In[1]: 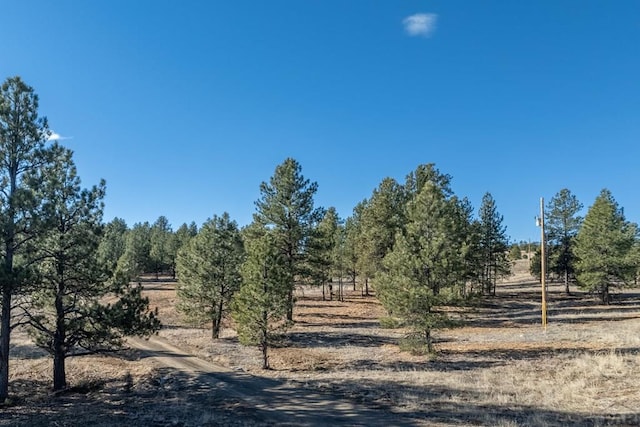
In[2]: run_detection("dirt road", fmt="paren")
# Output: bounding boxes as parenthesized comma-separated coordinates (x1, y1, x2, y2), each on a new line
(129, 335, 421, 426)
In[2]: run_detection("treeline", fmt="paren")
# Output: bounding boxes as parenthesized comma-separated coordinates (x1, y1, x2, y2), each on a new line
(78, 159, 515, 367)
(170, 161, 513, 363)
(529, 189, 639, 303)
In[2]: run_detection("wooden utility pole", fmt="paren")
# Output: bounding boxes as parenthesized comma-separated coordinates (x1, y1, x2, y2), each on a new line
(539, 197, 548, 329)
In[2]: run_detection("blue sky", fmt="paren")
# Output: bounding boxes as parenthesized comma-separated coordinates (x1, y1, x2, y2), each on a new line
(2, 1, 638, 242)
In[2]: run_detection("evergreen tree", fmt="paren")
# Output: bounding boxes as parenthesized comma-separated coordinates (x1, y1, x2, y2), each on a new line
(509, 244, 522, 261)
(307, 207, 340, 300)
(574, 189, 638, 304)
(404, 163, 453, 199)
(478, 192, 510, 295)
(253, 158, 322, 321)
(546, 189, 583, 294)
(232, 224, 289, 369)
(376, 182, 467, 352)
(98, 217, 128, 271)
(117, 222, 152, 279)
(176, 213, 244, 339)
(358, 178, 405, 284)
(167, 222, 198, 279)
(456, 197, 483, 296)
(343, 211, 361, 293)
(23, 146, 159, 390)
(0, 76, 52, 401)
(150, 215, 172, 279)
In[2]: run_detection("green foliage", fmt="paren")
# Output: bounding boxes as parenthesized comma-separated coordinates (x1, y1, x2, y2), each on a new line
(116, 222, 152, 279)
(342, 210, 362, 292)
(307, 207, 343, 299)
(0, 76, 53, 400)
(378, 316, 404, 329)
(168, 222, 198, 277)
(478, 192, 511, 295)
(232, 225, 290, 369)
(176, 213, 244, 338)
(574, 189, 638, 304)
(545, 189, 583, 293)
(253, 158, 322, 321)
(529, 248, 542, 280)
(23, 147, 159, 390)
(376, 181, 469, 352)
(509, 244, 522, 260)
(150, 215, 173, 278)
(357, 178, 405, 281)
(98, 217, 128, 271)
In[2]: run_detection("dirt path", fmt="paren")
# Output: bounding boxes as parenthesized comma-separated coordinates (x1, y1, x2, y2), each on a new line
(129, 335, 421, 426)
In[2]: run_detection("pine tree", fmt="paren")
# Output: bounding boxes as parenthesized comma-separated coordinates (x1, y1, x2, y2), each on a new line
(478, 192, 510, 295)
(343, 211, 361, 293)
(232, 224, 289, 369)
(0, 76, 52, 401)
(574, 189, 637, 304)
(176, 213, 244, 339)
(23, 146, 159, 390)
(116, 222, 152, 279)
(509, 244, 522, 260)
(168, 222, 198, 278)
(376, 182, 468, 352)
(546, 189, 583, 294)
(253, 158, 322, 321)
(98, 217, 128, 271)
(358, 178, 405, 285)
(307, 207, 340, 300)
(150, 215, 172, 279)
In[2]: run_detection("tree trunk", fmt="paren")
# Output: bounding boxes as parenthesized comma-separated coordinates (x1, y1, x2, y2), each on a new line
(211, 318, 218, 340)
(492, 275, 497, 296)
(322, 282, 325, 301)
(212, 297, 223, 339)
(261, 309, 269, 369)
(286, 290, 293, 322)
(602, 285, 610, 305)
(425, 329, 433, 353)
(564, 270, 570, 295)
(365, 278, 369, 297)
(53, 347, 67, 391)
(0, 287, 11, 402)
(53, 272, 68, 391)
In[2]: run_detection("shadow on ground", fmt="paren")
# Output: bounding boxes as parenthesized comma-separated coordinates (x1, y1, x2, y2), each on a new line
(5, 363, 633, 427)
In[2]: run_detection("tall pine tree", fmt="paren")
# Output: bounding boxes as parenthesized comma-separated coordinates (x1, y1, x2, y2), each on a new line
(478, 192, 510, 295)
(546, 189, 583, 294)
(253, 158, 322, 321)
(232, 224, 289, 369)
(307, 207, 340, 300)
(358, 178, 405, 286)
(377, 181, 469, 352)
(23, 146, 159, 390)
(176, 213, 244, 339)
(0, 76, 52, 401)
(574, 189, 637, 304)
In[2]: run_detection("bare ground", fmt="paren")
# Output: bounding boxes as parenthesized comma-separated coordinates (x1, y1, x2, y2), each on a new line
(3, 260, 640, 426)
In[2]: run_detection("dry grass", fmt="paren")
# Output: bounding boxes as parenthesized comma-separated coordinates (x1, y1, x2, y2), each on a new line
(4, 263, 640, 426)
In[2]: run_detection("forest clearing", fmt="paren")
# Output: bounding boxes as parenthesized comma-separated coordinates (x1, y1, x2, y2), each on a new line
(3, 260, 640, 426)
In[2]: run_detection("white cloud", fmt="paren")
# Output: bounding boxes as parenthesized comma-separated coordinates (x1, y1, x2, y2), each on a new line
(47, 131, 72, 141)
(403, 13, 438, 37)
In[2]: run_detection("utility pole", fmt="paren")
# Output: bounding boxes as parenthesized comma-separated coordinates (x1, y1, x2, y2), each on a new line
(536, 197, 548, 329)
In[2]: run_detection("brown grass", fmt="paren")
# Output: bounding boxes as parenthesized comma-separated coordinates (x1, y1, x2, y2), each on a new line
(4, 261, 640, 426)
